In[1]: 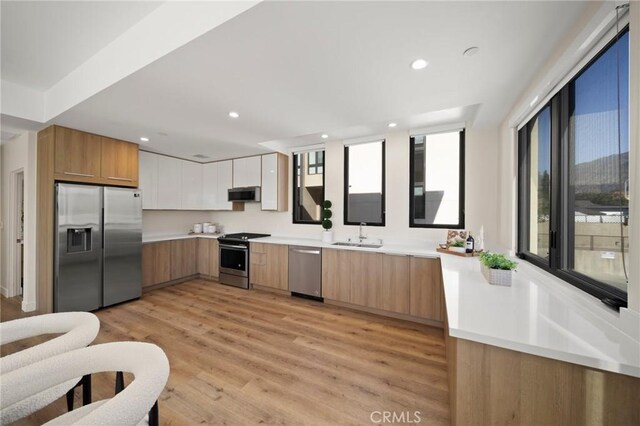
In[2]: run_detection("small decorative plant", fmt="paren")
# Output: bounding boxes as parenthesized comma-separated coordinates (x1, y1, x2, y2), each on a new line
(321, 200, 333, 242)
(322, 200, 333, 230)
(450, 240, 465, 248)
(479, 252, 517, 287)
(479, 252, 517, 270)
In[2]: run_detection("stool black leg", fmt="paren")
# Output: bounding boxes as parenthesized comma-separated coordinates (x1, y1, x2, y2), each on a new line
(65, 387, 74, 411)
(115, 371, 125, 394)
(81, 374, 92, 406)
(148, 400, 159, 426)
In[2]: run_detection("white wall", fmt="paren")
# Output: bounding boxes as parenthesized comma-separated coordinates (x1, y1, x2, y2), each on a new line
(497, 1, 640, 315)
(0, 132, 37, 311)
(209, 127, 500, 248)
(143, 210, 215, 235)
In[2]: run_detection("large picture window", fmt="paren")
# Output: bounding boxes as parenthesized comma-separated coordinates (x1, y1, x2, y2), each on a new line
(344, 140, 385, 226)
(293, 150, 325, 224)
(518, 28, 629, 307)
(409, 130, 465, 228)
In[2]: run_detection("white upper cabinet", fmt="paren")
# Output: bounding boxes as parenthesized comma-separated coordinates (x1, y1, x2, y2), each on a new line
(181, 160, 203, 210)
(139, 151, 158, 209)
(216, 160, 234, 210)
(201, 162, 218, 210)
(261, 153, 288, 212)
(233, 156, 261, 188)
(157, 155, 182, 209)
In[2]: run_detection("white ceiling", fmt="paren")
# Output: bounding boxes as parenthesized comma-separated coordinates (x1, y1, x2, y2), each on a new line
(4, 1, 589, 162)
(0, 1, 163, 90)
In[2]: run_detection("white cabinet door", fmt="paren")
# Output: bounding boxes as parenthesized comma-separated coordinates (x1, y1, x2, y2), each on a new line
(201, 162, 218, 209)
(157, 156, 182, 209)
(181, 161, 203, 210)
(139, 151, 158, 209)
(232, 157, 246, 187)
(245, 156, 262, 187)
(261, 153, 278, 210)
(233, 156, 261, 187)
(217, 160, 233, 210)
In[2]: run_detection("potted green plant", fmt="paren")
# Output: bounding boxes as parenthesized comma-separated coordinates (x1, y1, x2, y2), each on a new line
(479, 252, 517, 286)
(322, 200, 333, 242)
(449, 239, 466, 254)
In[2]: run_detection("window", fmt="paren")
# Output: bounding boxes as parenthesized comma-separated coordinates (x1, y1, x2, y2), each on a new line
(518, 28, 629, 307)
(344, 140, 385, 225)
(293, 150, 325, 224)
(307, 151, 324, 175)
(409, 130, 465, 228)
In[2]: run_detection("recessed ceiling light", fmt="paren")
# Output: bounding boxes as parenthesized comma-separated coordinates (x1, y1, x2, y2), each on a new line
(228, 111, 239, 118)
(388, 122, 397, 128)
(410, 58, 428, 70)
(140, 137, 149, 142)
(321, 134, 329, 139)
(463, 47, 479, 57)
(529, 96, 539, 107)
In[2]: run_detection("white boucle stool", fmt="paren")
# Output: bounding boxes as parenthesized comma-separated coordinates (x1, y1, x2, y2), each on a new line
(1, 342, 170, 426)
(0, 312, 100, 423)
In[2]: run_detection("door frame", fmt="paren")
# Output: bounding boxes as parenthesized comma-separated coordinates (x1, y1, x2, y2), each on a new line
(7, 168, 24, 298)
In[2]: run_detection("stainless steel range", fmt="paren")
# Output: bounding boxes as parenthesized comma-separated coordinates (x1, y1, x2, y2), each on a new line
(218, 233, 270, 288)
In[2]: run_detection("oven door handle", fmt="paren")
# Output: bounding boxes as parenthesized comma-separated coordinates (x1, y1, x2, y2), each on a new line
(220, 244, 249, 250)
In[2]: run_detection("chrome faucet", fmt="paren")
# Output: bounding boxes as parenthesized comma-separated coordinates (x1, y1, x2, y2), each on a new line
(359, 222, 367, 242)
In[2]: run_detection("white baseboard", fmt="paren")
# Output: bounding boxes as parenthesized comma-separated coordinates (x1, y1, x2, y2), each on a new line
(22, 299, 37, 312)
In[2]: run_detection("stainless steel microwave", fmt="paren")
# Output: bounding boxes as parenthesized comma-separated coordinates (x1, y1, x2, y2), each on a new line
(228, 186, 261, 202)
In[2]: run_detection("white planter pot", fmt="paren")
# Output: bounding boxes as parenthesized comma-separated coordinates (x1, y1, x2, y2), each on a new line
(481, 264, 513, 286)
(450, 247, 466, 254)
(322, 230, 333, 243)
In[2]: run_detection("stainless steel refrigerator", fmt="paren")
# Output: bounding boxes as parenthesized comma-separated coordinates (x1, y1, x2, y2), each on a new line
(55, 183, 142, 312)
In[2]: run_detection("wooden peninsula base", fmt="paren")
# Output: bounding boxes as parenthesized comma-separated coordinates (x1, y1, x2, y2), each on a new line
(445, 334, 640, 425)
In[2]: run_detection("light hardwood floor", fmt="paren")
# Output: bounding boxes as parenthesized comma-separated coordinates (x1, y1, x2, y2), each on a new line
(1, 280, 449, 425)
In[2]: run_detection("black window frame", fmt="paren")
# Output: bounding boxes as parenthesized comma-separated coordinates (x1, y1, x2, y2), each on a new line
(517, 27, 629, 308)
(343, 140, 386, 226)
(292, 150, 326, 225)
(409, 129, 465, 229)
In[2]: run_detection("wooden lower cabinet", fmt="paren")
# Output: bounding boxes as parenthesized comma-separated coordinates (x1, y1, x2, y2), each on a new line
(409, 257, 444, 322)
(197, 238, 211, 276)
(250, 243, 288, 290)
(446, 335, 640, 425)
(322, 248, 443, 323)
(142, 241, 171, 288)
(380, 254, 411, 314)
(349, 251, 382, 307)
(170, 239, 197, 280)
(197, 238, 219, 278)
(322, 249, 351, 302)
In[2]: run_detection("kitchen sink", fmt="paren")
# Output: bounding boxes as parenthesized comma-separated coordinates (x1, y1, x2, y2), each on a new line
(331, 242, 361, 247)
(359, 243, 383, 248)
(331, 242, 383, 249)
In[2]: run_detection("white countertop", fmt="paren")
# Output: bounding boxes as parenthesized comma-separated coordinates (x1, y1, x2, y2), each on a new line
(440, 254, 640, 378)
(255, 236, 440, 258)
(142, 233, 220, 243)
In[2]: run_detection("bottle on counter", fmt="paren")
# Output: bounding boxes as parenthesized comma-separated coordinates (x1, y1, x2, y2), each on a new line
(465, 232, 475, 254)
